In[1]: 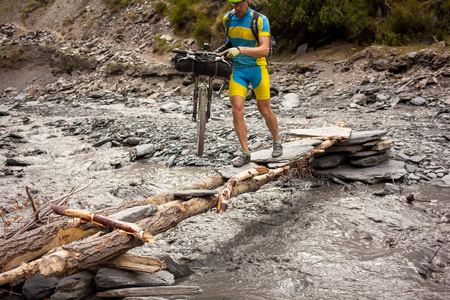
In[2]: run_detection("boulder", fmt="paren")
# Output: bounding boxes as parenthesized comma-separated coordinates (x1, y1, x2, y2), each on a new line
(309, 153, 348, 169)
(22, 272, 60, 300)
(349, 151, 390, 167)
(316, 159, 407, 184)
(50, 271, 96, 300)
(95, 268, 175, 290)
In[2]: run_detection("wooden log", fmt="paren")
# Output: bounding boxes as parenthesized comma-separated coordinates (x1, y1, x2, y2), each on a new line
(0, 220, 99, 273)
(144, 173, 225, 206)
(0, 169, 279, 281)
(101, 253, 166, 274)
(217, 166, 270, 213)
(0, 260, 41, 286)
(50, 204, 155, 244)
(96, 286, 202, 297)
(0, 173, 224, 274)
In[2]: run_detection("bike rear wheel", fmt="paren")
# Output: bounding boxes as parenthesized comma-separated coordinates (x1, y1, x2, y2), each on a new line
(196, 87, 208, 156)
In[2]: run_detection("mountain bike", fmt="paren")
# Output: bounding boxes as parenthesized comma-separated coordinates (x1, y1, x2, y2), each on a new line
(172, 44, 232, 156)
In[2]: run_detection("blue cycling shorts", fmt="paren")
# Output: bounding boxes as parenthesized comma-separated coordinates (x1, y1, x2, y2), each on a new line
(229, 65, 270, 100)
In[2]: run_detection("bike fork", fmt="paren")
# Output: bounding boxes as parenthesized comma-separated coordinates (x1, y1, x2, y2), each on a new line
(207, 77, 213, 121)
(192, 75, 199, 122)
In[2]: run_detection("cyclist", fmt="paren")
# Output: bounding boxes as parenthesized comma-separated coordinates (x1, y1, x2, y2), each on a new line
(219, 0, 282, 167)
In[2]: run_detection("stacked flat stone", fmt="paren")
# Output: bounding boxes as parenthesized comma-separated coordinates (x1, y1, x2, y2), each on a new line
(308, 130, 391, 169)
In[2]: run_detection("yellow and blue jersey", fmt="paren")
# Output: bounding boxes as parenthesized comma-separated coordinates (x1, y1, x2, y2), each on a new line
(223, 9, 270, 69)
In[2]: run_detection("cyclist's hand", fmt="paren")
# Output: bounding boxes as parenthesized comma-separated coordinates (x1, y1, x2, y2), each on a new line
(226, 47, 241, 59)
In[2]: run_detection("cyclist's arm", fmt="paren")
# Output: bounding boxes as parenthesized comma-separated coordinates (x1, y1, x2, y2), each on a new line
(238, 35, 270, 58)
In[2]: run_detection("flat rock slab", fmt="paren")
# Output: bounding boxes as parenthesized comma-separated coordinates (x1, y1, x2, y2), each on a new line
(97, 286, 202, 297)
(339, 130, 387, 145)
(252, 139, 322, 164)
(288, 127, 352, 139)
(316, 159, 407, 184)
(217, 139, 322, 178)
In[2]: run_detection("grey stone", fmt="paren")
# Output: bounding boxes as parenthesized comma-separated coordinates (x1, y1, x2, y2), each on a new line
(158, 255, 194, 279)
(135, 143, 156, 158)
(296, 43, 308, 55)
(408, 155, 427, 164)
(352, 93, 367, 105)
(316, 159, 407, 184)
(405, 163, 417, 173)
(167, 154, 177, 168)
(288, 127, 352, 139)
(22, 272, 60, 300)
(350, 149, 387, 158)
(88, 92, 106, 99)
(411, 97, 427, 106)
(249, 140, 262, 151)
(160, 103, 178, 112)
(108, 204, 158, 222)
(251, 139, 321, 165)
(124, 137, 141, 145)
(50, 271, 96, 300)
(282, 93, 300, 109)
(376, 93, 390, 101)
(309, 153, 348, 169)
(349, 151, 389, 167)
(383, 182, 401, 194)
(13, 92, 28, 101)
(95, 268, 175, 290)
(398, 92, 415, 100)
(441, 174, 450, 185)
(339, 130, 387, 145)
(281, 84, 299, 92)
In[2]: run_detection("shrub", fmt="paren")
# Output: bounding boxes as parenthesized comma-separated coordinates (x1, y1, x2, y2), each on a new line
(153, 1, 168, 15)
(153, 35, 171, 53)
(103, 0, 134, 12)
(193, 15, 212, 46)
(168, 0, 196, 31)
(104, 62, 129, 75)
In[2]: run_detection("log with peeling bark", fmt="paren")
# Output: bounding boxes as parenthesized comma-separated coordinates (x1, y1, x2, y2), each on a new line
(217, 166, 271, 213)
(101, 253, 166, 274)
(0, 167, 287, 283)
(0, 220, 100, 273)
(50, 204, 155, 244)
(96, 286, 203, 297)
(0, 173, 225, 274)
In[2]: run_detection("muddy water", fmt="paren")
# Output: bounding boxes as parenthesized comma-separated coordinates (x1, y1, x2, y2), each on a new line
(166, 183, 450, 300)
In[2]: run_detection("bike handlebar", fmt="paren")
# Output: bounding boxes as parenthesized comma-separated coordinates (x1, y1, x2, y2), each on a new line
(172, 49, 223, 57)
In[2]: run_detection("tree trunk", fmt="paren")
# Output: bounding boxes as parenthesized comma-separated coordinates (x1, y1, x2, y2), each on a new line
(0, 173, 225, 273)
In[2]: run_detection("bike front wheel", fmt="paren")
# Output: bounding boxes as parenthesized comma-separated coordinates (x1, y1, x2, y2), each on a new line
(196, 87, 208, 156)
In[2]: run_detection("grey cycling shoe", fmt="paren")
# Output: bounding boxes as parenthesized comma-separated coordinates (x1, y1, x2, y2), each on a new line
(232, 152, 251, 167)
(272, 142, 283, 158)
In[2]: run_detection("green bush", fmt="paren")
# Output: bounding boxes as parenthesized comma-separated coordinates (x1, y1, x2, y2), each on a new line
(193, 15, 212, 46)
(153, 1, 168, 14)
(104, 62, 129, 75)
(103, 0, 134, 12)
(168, 0, 196, 31)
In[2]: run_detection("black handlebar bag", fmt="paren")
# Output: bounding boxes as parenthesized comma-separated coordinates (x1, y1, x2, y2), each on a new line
(173, 53, 233, 78)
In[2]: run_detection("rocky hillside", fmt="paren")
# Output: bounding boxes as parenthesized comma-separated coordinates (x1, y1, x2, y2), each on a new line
(0, 0, 189, 91)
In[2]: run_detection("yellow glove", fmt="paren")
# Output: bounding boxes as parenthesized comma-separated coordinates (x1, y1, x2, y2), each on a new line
(226, 47, 241, 59)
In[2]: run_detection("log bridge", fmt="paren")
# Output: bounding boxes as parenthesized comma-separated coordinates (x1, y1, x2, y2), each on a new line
(0, 126, 355, 286)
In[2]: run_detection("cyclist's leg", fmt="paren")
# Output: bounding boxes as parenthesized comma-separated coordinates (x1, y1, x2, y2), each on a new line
(229, 69, 250, 153)
(252, 66, 281, 143)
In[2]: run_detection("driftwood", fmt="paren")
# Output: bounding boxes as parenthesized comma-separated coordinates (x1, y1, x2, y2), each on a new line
(0, 167, 286, 282)
(0, 136, 340, 285)
(50, 204, 155, 244)
(96, 286, 203, 297)
(0, 173, 225, 274)
(101, 253, 166, 274)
